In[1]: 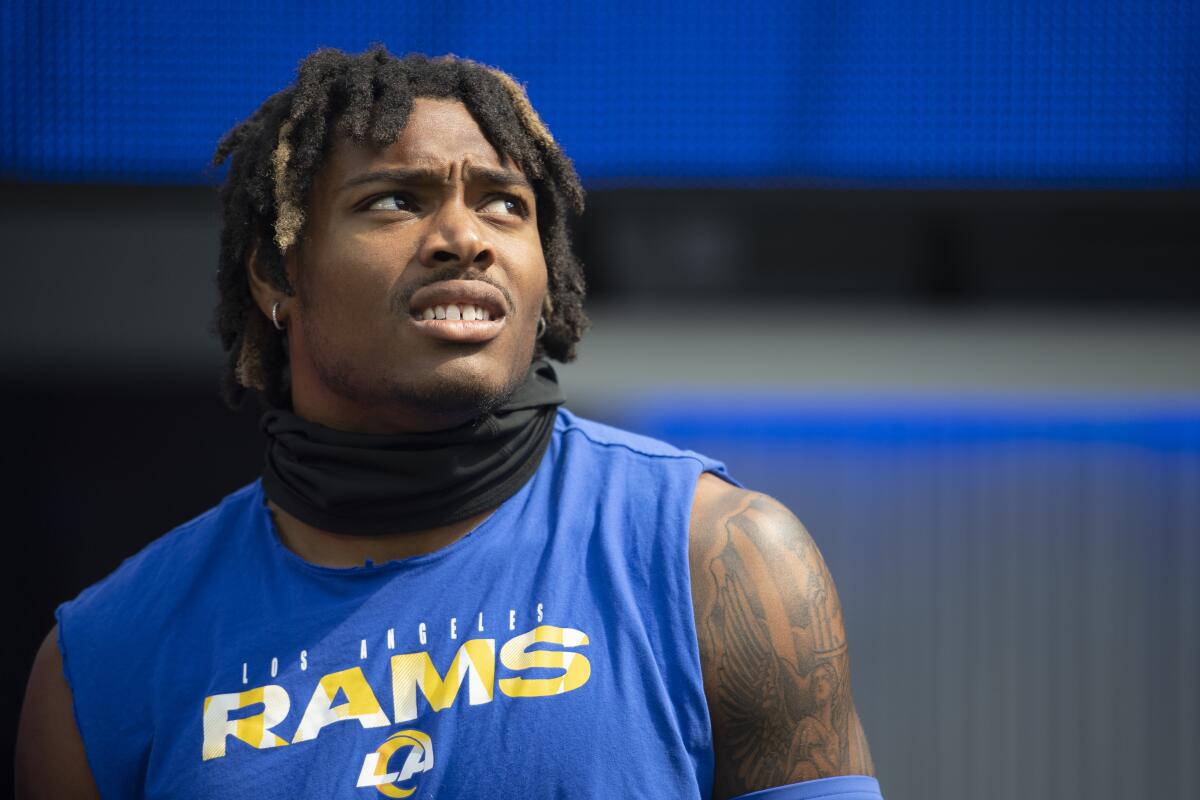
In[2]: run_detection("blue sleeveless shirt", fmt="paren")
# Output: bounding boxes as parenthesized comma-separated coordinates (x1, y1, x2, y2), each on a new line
(57, 409, 740, 799)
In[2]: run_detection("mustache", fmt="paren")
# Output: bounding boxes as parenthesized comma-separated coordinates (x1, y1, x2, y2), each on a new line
(392, 268, 516, 314)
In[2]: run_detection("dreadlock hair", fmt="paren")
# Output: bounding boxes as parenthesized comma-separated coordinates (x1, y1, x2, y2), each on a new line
(211, 46, 588, 409)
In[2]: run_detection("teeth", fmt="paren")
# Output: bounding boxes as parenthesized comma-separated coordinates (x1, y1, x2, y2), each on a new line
(417, 303, 496, 321)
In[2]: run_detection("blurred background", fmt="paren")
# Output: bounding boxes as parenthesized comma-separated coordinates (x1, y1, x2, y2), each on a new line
(3, 2, 1198, 798)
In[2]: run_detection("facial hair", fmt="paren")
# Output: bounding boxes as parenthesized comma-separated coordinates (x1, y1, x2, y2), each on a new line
(301, 312, 531, 430)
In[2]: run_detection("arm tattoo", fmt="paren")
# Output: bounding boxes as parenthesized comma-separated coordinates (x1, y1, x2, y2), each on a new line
(691, 487, 874, 799)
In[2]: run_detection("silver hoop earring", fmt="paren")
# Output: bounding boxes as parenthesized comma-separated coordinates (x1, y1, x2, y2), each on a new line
(536, 315, 547, 340)
(271, 301, 285, 331)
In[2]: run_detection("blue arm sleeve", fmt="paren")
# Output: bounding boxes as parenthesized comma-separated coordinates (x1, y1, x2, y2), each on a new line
(730, 775, 884, 800)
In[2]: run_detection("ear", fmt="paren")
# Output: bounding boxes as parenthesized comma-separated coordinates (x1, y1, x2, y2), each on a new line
(246, 240, 295, 326)
(236, 241, 294, 392)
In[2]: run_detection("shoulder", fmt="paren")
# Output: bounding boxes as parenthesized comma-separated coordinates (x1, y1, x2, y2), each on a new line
(553, 408, 740, 484)
(41, 482, 263, 797)
(687, 474, 876, 798)
(689, 473, 803, 560)
(689, 474, 827, 604)
(58, 481, 261, 649)
(555, 408, 714, 461)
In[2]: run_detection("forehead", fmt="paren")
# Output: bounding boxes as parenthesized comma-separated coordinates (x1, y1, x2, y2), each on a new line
(324, 97, 510, 181)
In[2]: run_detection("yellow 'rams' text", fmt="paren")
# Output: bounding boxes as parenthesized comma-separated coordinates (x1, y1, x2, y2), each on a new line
(201, 625, 590, 761)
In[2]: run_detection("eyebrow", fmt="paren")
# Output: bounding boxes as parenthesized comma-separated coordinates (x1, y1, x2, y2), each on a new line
(464, 165, 534, 192)
(339, 165, 533, 193)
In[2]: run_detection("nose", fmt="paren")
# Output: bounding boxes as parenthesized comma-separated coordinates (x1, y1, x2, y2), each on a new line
(418, 198, 495, 271)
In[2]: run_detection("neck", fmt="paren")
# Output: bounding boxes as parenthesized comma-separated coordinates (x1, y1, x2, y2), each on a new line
(258, 358, 564, 542)
(268, 500, 495, 567)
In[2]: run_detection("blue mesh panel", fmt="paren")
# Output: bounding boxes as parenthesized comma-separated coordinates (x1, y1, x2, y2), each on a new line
(2, 0, 1197, 185)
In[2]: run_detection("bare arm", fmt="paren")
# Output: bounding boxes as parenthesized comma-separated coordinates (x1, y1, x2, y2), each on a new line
(15, 626, 102, 800)
(689, 473, 875, 800)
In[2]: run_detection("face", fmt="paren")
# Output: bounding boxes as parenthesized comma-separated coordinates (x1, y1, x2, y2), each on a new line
(269, 98, 548, 433)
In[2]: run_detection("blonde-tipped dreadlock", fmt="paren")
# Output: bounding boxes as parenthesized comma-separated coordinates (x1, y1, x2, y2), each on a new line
(270, 120, 303, 253)
(211, 47, 588, 409)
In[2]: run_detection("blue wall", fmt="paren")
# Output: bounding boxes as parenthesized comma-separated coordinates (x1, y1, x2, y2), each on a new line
(3, 0, 1197, 185)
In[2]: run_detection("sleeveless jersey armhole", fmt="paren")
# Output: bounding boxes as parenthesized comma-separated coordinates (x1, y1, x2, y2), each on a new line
(55, 602, 141, 799)
(730, 775, 884, 799)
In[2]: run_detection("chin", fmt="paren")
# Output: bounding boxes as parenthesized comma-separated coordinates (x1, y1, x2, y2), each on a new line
(330, 350, 529, 421)
(402, 366, 518, 419)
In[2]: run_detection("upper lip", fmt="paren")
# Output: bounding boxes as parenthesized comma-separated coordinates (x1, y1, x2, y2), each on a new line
(408, 280, 508, 319)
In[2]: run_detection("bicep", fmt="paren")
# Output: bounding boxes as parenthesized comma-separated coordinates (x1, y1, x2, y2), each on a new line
(689, 476, 874, 799)
(16, 626, 102, 800)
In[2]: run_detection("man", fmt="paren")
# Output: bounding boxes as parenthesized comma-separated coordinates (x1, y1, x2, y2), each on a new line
(17, 48, 882, 799)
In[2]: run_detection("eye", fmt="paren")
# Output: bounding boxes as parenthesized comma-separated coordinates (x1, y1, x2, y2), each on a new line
(478, 195, 526, 217)
(367, 193, 419, 213)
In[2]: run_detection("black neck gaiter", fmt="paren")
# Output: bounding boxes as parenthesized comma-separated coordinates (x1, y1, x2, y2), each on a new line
(260, 360, 566, 536)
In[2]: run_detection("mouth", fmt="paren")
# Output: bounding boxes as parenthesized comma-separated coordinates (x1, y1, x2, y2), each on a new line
(407, 280, 509, 343)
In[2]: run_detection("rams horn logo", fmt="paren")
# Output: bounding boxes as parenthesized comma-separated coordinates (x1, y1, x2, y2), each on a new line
(355, 730, 434, 797)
